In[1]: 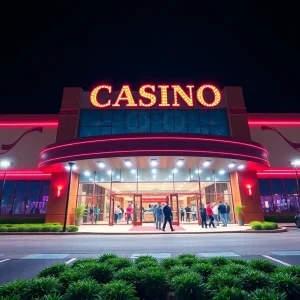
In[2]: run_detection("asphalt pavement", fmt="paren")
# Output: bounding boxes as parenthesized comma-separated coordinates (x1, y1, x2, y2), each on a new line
(0, 227, 300, 285)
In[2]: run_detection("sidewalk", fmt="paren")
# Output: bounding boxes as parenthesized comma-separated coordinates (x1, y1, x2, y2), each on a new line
(78, 223, 252, 234)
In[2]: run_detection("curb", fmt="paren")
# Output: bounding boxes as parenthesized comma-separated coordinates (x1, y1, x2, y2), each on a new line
(0, 227, 287, 235)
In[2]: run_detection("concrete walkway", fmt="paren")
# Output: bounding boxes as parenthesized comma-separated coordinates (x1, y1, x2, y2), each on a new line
(78, 223, 251, 234)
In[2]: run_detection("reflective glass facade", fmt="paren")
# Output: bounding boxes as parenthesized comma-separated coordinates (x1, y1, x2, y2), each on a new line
(0, 180, 50, 214)
(78, 109, 229, 138)
(259, 178, 300, 212)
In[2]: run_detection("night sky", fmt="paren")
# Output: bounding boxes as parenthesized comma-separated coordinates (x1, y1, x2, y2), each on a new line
(1, 3, 299, 114)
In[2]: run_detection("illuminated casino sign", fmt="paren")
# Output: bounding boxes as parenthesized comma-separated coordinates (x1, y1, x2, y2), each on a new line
(90, 84, 221, 109)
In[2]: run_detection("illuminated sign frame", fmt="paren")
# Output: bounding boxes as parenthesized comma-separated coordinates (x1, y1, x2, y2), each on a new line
(90, 84, 221, 108)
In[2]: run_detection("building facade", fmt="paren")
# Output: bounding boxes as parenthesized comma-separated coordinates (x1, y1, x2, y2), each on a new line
(0, 85, 299, 226)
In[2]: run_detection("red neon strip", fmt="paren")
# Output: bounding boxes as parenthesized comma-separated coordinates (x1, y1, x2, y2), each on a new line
(257, 172, 296, 175)
(0, 122, 58, 128)
(40, 136, 268, 156)
(38, 149, 269, 167)
(248, 121, 300, 126)
(0, 174, 51, 176)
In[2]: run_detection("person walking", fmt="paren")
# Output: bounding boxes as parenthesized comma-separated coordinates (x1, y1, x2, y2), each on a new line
(126, 204, 133, 224)
(154, 202, 163, 230)
(162, 201, 175, 232)
(93, 205, 99, 224)
(218, 201, 227, 227)
(206, 202, 216, 228)
(212, 203, 219, 226)
(180, 206, 185, 222)
(114, 206, 121, 224)
(225, 202, 231, 223)
(200, 205, 207, 228)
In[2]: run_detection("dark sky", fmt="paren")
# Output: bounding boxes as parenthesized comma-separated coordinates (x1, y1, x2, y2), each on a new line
(1, 2, 299, 114)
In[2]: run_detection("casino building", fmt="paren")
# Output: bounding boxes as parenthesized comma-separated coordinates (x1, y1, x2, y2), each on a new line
(0, 84, 300, 226)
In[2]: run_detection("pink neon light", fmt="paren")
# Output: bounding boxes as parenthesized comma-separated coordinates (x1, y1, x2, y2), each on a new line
(257, 172, 296, 175)
(40, 136, 268, 156)
(0, 122, 58, 128)
(0, 173, 51, 176)
(248, 121, 300, 126)
(38, 149, 269, 167)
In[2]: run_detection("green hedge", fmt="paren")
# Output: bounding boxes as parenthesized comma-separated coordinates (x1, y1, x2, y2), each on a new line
(0, 223, 78, 232)
(0, 217, 45, 224)
(265, 215, 295, 223)
(250, 221, 279, 230)
(1, 254, 300, 299)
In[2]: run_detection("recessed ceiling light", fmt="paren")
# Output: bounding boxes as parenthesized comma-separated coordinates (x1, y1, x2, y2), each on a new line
(172, 168, 178, 174)
(124, 159, 132, 167)
(97, 161, 106, 168)
(203, 160, 211, 167)
(130, 169, 136, 174)
(84, 171, 91, 176)
(107, 170, 113, 175)
(206, 177, 211, 180)
(228, 162, 236, 168)
(65, 164, 77, 171)
(291, 160, 300, 166)
(152, 169, 157, 174)
(150, 159, 158, 167)
(219, 170, 225, 175)
(195, 169, 202, 174)
(237, 164, 245, 170)
(176, 159, 184, 167)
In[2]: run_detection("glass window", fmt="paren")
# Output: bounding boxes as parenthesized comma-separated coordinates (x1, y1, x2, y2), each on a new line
(112, 110, 126, 126)
(3, 181, 16, 195)
(15, 180, 29, 195)
(101, 127, 112, 135)
(29, 181, 41, 195)
(258, 179, 271, 195)
(163, 110, 174, 132)
(150, 110, 163, 132)
(174, 110, 187, 133)
(79, 127, 101, 138)
(270, 179, 284, 194)
(284, 179, 297, 194)
(139, 110, 150, 132)
(79, 110, 102, 126)
(209, 110, 227, 126)
(126, 110, 138, 133)
(102, 110, 112, 126)
(199, 110, 209, 125)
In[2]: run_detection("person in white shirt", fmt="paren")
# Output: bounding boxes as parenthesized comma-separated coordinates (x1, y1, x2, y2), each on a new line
(212, 203, 219, 226)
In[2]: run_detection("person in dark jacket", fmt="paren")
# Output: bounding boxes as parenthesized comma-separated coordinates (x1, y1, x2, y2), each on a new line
(225, 202, 231, 223)
(162, 202, 175, 232)
(218, 201, 227, 227)
(199, 205, 207, 228)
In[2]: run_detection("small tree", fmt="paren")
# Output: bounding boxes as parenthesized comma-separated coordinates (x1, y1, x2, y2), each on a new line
(75, 205, 85, 225)
(234, 205, 245, 226)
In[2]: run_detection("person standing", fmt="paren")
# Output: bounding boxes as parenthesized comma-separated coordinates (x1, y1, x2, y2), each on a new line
(218, 201, 227, 227)
(225, 202, 231, 223)
(206, 202, 216, 228)
(154, 202, 163, 230)
(180, 206, 185, 222)
(93, 205, 99, 224)
(114, 206, 121, 224)
(212, 203, 219, 226)
(126, 204, 133, 224)
(185, 205, 191, 222)
(200, 205, 207, 228)
(162, 202, 175, 232)
(89, 205, 94, 224)
(191, 205, 197, 221)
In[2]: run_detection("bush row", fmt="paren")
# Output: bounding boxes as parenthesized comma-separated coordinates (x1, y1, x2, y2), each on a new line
(0, 223, 78, 232)
(250, 221, 278, 230)
(1, 254, 300, 299)
(264, 215, 295, 223)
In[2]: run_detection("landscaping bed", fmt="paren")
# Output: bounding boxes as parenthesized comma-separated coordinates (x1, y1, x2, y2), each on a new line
(249, 221, 279, 231)
(0, 223, 78, 232)
(1, 254, 300, 299)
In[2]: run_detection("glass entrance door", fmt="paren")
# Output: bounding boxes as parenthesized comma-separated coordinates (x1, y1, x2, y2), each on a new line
(133, 194, 142, 226)
(170, 193, 179, 225)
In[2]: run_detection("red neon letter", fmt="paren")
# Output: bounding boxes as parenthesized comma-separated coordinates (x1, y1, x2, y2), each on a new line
(172, 85, 194, 107)
(196, 84, 221, 107)
(112, 85, 137, 107)
(139, 85, 156, 107)
(90, 85, 112, 108)
(158, 85, 170, 107)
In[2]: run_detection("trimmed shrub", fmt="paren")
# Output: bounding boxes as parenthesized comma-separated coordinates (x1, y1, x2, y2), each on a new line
(179, 256, 200, 267)
(249, 288, 286, 300)
(167, 265, 190, 279)
(171, 272, 206, 300)
(0, 217, 45, 224)
(66, 225, 78, 232)
(105, 257, 132, 271)
(38, 263, 70, 278)
(64, 279, 102, 300)
(98, 253, 118, 263)
(134, 260, 160, 270)
(20, 277, 63, 300)
(270, 272, 300, 299)
(36, 294, 64, 300)
(134, 255, 157, 264)
(230, 258, 249, 266)
(0, 223, 78, 232)
(262, 221, 278, 230)
(223, 263, 248, 276)
(100, 280, 138, 300)
(208, 256, 230, 266)
(248, 258, 278, 273)
(58, 269, 90, 288)
(87, 263, 115, 284)
(0, 295, 21, 300)
(250, 221, 263, 230)
(207, 272, 242, 292)
(0, 279, 28, 298)
(72, 258, 98, 268)
(192, 263, 214, 282)
(212, 287, 248, 300)
(177, 253, 197, 260)
(114, 267, 143, 283)
(276, 265, 300, 278)
(161, 257, 181, 270)
(241, 269, 272, 291)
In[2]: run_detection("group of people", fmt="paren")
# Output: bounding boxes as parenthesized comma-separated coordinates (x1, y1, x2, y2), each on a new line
(200, 201, 231, 228)
(85, 205, 100, 224)
(180, 205, 197, 222)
